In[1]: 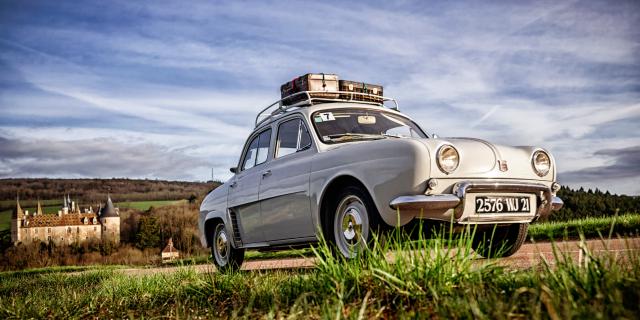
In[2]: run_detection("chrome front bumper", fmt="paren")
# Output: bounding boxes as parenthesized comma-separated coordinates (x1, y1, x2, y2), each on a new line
(390, 180, 563, 224)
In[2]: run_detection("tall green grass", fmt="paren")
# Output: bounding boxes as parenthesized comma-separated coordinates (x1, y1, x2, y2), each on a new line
(1, 224, 638, 319)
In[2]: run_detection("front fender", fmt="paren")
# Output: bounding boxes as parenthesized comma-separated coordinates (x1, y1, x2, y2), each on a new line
(310, 139, 431, 228)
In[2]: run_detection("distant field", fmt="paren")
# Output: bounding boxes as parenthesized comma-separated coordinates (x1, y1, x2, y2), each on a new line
(0, 199, 184, 231)
(116, 200, 184, 211)
(0, 211, 9, 231)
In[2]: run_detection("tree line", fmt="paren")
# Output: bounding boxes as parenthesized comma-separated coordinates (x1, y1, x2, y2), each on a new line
(549, 186, 640, 221)
(0, 178, 220, 210)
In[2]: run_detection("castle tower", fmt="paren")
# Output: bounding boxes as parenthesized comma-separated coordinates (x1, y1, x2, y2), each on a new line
(11, 196, 24, 244)
(62, 195, 69, 214)
(74, 198, 81, 214)
(99, 195, 120, 245)
(36, 200, 43, 216)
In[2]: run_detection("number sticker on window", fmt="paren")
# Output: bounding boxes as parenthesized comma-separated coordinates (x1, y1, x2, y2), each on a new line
(318, 112, 335, 122)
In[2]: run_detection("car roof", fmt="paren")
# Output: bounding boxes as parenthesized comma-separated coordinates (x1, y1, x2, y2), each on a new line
(253, 102, 412, 132)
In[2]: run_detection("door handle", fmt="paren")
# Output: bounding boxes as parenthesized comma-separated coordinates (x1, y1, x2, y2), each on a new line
(229, 181, 237, 188)
(262, 170, 272, 178)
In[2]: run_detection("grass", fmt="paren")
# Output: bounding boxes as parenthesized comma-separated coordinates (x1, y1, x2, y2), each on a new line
(530, 213, 640, 240)
(1, 225, 638, 319)
(115, 199, 184, 211)
(0, 211, 9, 231)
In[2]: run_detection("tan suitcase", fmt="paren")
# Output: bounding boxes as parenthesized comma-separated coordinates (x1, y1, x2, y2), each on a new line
(280, 73, 339, 105)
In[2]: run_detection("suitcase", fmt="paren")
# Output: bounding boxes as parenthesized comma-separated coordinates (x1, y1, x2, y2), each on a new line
(280, 73, 339, 105)
(339, 80, 384, 103)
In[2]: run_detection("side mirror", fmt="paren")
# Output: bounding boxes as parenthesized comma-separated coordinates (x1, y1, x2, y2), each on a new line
(432, 133, 439, 139)
(229, 167, 237, 174)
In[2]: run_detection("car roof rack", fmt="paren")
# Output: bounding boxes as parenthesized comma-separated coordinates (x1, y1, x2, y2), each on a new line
(255, 90, 399, 127)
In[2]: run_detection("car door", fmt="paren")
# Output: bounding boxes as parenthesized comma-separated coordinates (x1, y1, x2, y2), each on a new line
(227, 128, 272, 245)
(259, 116, 315, 241)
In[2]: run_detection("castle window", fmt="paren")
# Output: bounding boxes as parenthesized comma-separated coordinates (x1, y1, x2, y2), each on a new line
(67, 227, 72, 234)
(77, 227, 80, 233)
(47, 236, 51, 242)
(94, 226, 97, 231)
(48, 228, 51, 233)
(103, 226, 107, 231)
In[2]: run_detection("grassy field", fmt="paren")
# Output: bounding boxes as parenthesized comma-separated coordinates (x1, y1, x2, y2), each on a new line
(0, 230, 638, 319)
(0, 199, 184, 231)
(116, 200, 184, 211)
(529, 213, 640, 240)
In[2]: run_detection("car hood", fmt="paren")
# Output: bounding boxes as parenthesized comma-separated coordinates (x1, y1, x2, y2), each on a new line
(417, 137, 555, 181)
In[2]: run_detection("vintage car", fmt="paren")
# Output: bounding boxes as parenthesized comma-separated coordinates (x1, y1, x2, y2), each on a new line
(199, 83, 563, 271)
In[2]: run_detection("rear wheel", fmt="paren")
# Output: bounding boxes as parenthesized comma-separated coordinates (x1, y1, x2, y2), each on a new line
(471, 223, 528, 258)
(325, 185, 385, 258)
(211, 222, 245, 272)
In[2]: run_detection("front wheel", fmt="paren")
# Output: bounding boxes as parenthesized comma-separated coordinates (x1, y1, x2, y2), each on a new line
(471, 223, 528, 258)
(211, 222, 245, 272)
(326, 186, 384, 258)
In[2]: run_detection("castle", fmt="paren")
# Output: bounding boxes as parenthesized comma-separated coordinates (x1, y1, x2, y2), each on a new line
(10, 195, 120, 246)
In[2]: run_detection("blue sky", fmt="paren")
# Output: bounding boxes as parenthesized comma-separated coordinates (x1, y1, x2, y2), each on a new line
(0, 0, 639, 194)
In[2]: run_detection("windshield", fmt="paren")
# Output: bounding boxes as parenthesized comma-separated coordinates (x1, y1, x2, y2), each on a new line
(311, 108, 427, 144)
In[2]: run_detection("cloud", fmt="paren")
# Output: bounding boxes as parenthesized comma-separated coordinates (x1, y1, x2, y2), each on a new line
(0, 0, 639, 194)
(559, 146, 640, 183)
(0, 136, 211, 180)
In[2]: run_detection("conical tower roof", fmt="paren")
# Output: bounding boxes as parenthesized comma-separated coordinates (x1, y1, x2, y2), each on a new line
(11, 195, 24, 219)
(37, 200, 43, 215)
(100, 195, 118, 218)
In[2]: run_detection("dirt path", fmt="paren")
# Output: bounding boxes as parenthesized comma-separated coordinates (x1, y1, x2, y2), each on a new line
(118, 237, 640, 276)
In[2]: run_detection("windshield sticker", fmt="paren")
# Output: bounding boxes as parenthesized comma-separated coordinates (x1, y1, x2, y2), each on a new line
(314, 116, 323, 123)
(318, 112, 336, 121)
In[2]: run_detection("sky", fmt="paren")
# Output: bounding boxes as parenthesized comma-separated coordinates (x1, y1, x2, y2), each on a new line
(0, 0, 639, 194)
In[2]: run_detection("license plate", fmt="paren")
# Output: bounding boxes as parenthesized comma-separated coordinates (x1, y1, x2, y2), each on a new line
(475, 196, 531, 214)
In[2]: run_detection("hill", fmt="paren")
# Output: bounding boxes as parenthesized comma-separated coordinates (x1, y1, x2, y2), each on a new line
(0, 178, 219, 211)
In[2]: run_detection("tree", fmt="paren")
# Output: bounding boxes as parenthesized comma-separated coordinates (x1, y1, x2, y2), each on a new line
(135, 216, 161, 250)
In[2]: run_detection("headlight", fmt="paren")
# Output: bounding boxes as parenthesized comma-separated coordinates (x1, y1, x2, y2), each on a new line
(437, 145, 459, 174)
(532, 150, 551, 177)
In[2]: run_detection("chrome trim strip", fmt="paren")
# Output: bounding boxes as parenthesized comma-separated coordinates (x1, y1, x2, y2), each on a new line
(390, 194, 460, 210)
(458, 215, 535, 224)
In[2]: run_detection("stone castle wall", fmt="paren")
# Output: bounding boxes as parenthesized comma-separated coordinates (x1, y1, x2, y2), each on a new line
(18, 224, 103, 245)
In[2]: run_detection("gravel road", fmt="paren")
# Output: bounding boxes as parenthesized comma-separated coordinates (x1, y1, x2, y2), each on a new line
(117, 237, 640, 276)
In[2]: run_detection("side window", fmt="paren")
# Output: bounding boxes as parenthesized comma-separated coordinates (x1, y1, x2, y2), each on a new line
(256, 129, 271, 165)
(242, 136, 259, 170)
(276, 119, 312, 158)
(242, 129, 272, 170)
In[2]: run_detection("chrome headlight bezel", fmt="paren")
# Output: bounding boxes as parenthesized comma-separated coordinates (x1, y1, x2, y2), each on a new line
(532, 150, 551, 177)
(437, 145, 460, 174)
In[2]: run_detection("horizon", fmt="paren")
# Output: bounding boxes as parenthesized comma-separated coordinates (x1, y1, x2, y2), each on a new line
(1, 1, 639, 195)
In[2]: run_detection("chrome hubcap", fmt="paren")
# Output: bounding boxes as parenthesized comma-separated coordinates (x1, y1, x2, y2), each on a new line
(334, 195, 369, 258)
(214, 225, 229, 265)
(342, 208, 363, 243)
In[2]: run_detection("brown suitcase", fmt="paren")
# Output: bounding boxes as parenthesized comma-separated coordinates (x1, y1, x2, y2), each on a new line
(280, 73, 339, 105)
(339, 80, 384, 103)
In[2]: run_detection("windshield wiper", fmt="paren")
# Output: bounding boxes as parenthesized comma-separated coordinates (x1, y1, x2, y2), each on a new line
(325, 133, 386, 143)
(381, 133, 404, 138)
